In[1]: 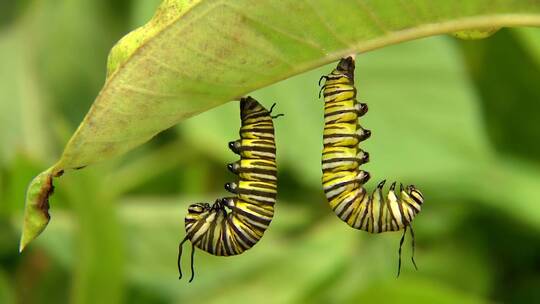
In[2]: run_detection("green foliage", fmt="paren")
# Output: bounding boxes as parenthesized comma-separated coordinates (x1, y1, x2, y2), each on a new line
(1, 1, 540, 304)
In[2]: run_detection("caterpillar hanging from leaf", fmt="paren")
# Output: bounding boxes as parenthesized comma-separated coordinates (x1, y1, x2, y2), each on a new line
(178, 96, 282, 282)
(319, 57, 425, 276)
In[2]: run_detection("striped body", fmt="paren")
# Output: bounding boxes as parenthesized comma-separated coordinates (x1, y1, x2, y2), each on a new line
(321, 57, 424, 234)
(184, 97, 277, 256)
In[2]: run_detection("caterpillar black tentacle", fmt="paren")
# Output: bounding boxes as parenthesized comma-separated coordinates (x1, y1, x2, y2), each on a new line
(409, 225, 418, 270)
(320, 56, 425, 276)
(269, 103, 285, 119)
(178, 96, 278, 282)
(397, 227, 406, 278)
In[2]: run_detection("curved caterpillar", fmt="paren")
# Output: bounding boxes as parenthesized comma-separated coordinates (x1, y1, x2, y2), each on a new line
(178, 96, 281, 282)
(320, 57, 425, 276)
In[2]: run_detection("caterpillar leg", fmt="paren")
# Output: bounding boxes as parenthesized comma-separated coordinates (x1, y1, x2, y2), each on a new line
(228, 140, 241, 154)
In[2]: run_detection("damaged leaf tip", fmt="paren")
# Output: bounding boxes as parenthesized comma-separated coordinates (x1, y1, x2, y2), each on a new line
(19, 168, 57, 252)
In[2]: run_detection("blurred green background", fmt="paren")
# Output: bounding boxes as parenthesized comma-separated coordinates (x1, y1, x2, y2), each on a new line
(1, 1, 540, 303)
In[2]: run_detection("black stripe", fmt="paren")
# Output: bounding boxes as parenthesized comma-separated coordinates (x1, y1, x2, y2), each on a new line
(323, 143, 357, 148)
(357, 197, 370, 230)
(410, 195, 423, 206)
(325, 179, 358, 198)
(237, 187, 277, 199)
(322, 148, 351, 155)
(377, 196, 384, 232)
(245, 204, 274, 217)
(322, 157, 364, 164)
(187, 216, 209, 242)
(222, 220, 235, 256)
(238, 175, 276, 184)
(324, 74, 348, 81)
(336, 190, 364, 219)
(324, 125, 354, 130)
(239, 146, 276, 153)
(368, 195, 375, 233)
(249, 160, 277, 167)
(243, 111, 271, 121)
(403, 200, 420, 214)
(241, 196, 275, 207)
(225, 223, 243, 254)
(249, 139, 275, 145)
(397, 197, 408, 227)
(233, 206, 272, 225)
(234, 214, 264, 238)
(323, 83, 351, 90)
(323, 133, 360, 139)
(325, 118, 358, 125)
(243, 133, 274, 140)
(224, 216, 235, 255)
(241, 127, 274, 134)
(229, 221, 256, 249)
(247, 121, 273, 127)
(322, 172, 356, 185)
(241, 135, 274, 141)
(245, 182, 277, 190)
(324, 98, 355, 107)
(324, 87, 353, 96)
(237, 167, 277, 175)
(324, 109, 357, 118)
(349, 190, 366, 228)
(386, 195, 399, 231)
(207, 220, 216, 252)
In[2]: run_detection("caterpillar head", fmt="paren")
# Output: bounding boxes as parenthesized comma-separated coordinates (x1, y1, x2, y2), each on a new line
(240, 96, 258, 111)
(240, 96, 265, 118)
(336, 56, 355, 79)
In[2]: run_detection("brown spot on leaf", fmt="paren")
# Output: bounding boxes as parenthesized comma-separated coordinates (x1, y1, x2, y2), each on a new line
(37, 175, 54, 221)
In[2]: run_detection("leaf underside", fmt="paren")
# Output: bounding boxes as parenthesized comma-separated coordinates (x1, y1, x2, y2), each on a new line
(20, 0, 540, 250)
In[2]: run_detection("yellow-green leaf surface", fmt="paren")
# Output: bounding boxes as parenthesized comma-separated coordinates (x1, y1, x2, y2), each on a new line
(20, 0, 540, 250)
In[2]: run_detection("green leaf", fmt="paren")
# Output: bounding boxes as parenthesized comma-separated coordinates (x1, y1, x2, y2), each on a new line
(56, 1, 540, 171)
(21, 0, 540, 249)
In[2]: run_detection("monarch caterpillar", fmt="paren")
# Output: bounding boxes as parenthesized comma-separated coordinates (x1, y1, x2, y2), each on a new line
(320, 57, 425, 276)
(178, 96, 281, 282)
